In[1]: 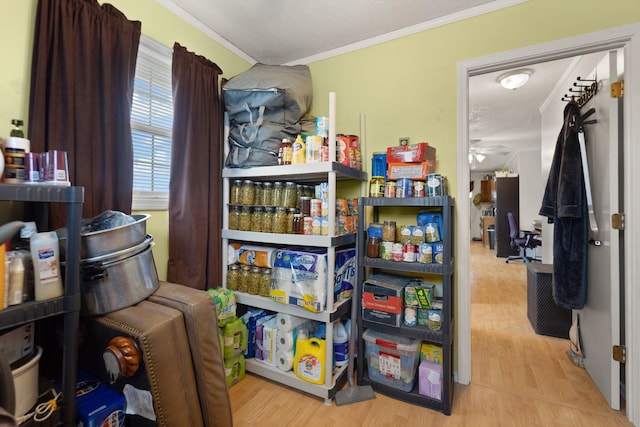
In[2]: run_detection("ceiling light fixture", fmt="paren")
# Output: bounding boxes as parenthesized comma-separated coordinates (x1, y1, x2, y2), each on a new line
(498, 70, 532, 90)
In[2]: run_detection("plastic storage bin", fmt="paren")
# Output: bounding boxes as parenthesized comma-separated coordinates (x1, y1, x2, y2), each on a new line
(363, 329, 421, 392)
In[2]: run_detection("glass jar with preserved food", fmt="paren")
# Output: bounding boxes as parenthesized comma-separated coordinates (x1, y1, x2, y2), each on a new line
(263, 207, 274, 233)
(296, 184, 304, 208)
(251, 206, 264, 232)
(230, 179, 243, 205)
(254, 182, 264, 206)
(292, 213, 304, 234)
(228, 205, 241, 230)
(239, 206, 252, 231)
(248, 266, 261, 295)
(287, 208, 297, 234)
(382, 220, 396, 242)
(369, 176, 384, 197)
(226, 264, 240, 291)
(272, 206, 288, 234)
(238, 265, 251, 293)
(272, 181, 284, 206)
(283, 182, 298, 208)
(259, 268, 272, 297)
(240, 180, 256, 205)
(258, 182, 273, 206)
(367, 236, 381, 258)
(299, 196, 312, 217)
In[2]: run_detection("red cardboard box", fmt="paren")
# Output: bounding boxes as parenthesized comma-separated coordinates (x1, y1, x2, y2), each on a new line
(362, 274, 410, 327)
(386, 142, 436, 163)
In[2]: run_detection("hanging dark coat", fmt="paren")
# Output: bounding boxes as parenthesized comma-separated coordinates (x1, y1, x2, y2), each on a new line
(539, 101, 589, 310)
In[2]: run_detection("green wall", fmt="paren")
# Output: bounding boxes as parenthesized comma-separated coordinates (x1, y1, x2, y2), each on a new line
(2, 0, 640, 282)
(308, 0, 640, 200)
(0, 0, 251, 280)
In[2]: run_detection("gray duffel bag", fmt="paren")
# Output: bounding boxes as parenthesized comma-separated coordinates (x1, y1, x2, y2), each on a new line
(223, 64, 312, 168)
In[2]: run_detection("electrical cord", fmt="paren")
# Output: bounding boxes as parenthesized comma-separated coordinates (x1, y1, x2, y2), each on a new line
(15, 388, 61, 425)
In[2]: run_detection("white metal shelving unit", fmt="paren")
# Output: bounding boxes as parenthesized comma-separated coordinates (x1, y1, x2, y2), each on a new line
(221, 93, 368, 403)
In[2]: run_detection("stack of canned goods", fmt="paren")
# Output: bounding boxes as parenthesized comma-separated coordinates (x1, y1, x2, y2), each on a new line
(366, 220, 444, 264)
(369, 174, 447, 198)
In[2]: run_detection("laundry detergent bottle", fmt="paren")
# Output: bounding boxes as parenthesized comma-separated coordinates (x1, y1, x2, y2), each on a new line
(294, 332, 326, 385)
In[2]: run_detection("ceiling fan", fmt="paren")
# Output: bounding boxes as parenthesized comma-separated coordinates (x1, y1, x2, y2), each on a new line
(468, 140, 510, 168)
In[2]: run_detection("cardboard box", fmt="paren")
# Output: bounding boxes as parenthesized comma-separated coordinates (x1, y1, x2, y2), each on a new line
(386, 142, 436, 163)
(418, 360, 442, 400)
(387, 160, 435, 180)
(362, 274, 410, 327)
(420, 343, 443, 364)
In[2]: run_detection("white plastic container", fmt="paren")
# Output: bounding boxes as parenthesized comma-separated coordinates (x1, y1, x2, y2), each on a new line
(363, 329, 421, 392)
(13, 346, 42, 417)
(333, 320, 349, 367)
(30, 231, 63, 300)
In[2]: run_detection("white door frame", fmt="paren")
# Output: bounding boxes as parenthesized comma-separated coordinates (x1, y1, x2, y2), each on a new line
(456, 23, 640, 424)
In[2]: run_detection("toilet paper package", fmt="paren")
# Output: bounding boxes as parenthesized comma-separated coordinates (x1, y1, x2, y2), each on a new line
(270, 247, 355, 313)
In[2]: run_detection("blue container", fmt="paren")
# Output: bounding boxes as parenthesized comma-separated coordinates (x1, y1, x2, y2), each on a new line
(372, 153, 387, 180)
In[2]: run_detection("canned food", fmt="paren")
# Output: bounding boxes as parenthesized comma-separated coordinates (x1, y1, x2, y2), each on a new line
(413, 180, 425, 197)
(303, 216, 313, 235)
(391, 243, 404, 262)
(404, 307, 418, 327)
(418, 243, 433, 263)
(381, 241, 394, 260)
(433, 242, 445, 264)
(396, 178, 413, 198)
(426, 174, 443, 197)
(310, 199, 322, 217)
(384, 181, 396, 198)
(403, 243, 416, 262)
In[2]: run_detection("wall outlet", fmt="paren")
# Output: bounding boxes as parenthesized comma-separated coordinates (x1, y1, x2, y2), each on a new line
(399, 137, 410, 146)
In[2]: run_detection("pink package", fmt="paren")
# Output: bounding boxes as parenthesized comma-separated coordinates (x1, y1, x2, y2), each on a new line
(418, 360, 442, 400)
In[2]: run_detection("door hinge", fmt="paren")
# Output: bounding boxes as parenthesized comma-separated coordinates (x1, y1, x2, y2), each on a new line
(613, 345, 626, 364)
(612, 213, 625, 230)
(611, 81, 624, 98)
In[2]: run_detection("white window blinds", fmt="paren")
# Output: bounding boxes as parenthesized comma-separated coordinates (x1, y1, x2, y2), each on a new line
(131, 35, 173, 210)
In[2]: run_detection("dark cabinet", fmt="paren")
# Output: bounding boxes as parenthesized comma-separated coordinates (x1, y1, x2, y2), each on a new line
(494, 177, 519, 258)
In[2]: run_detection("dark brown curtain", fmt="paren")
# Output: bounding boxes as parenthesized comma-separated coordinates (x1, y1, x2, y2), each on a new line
(167, 43, 223, 289)
(28, 0, 141, 227)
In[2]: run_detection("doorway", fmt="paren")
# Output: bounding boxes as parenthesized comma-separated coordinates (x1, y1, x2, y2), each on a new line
(456, 24, 640, 425)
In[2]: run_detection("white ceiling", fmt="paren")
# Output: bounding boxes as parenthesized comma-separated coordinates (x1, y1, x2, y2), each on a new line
(159, 0, 503, 65)
(157, 0, 577, 174)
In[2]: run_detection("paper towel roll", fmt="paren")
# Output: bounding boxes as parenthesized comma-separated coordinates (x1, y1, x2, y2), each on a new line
(277, 329, 295, 352)
(277, 350, 294, 372)
(237, 245, 277, 268)
(276, 313, 307, 332)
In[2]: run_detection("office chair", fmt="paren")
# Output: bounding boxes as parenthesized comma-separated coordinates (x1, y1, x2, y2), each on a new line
(505, 212, 541, 263)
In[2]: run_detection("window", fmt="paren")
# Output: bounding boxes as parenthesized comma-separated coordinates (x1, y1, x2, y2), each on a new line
(131, 35, 173, 210)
